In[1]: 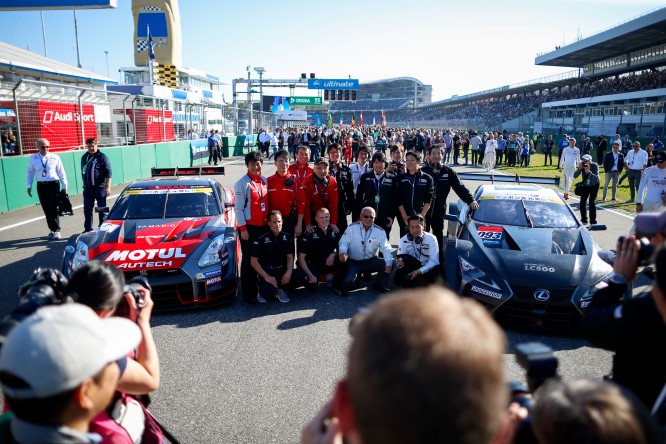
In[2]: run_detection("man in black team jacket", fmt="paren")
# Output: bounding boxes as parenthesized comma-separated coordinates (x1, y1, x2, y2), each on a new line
(297, 207, 340, 290)
(327, 143, 355, 234)
(396, 150, 434, 237)
(356, 151, 398, 237)
(580, 213, 666, 409)
(421, 145, 478, 256)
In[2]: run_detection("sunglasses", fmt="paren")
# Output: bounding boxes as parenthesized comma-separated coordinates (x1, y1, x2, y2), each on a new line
(362, 214, 375, 219)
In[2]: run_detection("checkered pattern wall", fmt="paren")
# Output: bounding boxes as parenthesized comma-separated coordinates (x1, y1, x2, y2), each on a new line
(155, 64, 178, 88)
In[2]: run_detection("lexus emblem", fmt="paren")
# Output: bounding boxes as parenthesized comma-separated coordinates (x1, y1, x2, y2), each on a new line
(533, 289, 550, 302)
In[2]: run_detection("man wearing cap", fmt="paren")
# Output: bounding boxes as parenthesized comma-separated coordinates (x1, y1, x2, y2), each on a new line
(580, 220, 666, 408)
(0, 304, 140, 443)
(602, 142, 625, 202)
(302, 158, 339, 233)
(624, 141, 648, 204)
(26, 138, 68, 240)
(636, 150, 666, 213)
(558, 137, 580, 200)
(80, 138, 112, 233)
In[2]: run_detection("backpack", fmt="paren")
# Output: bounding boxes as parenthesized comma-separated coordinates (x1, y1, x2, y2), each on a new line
(89, 393, 179, 444)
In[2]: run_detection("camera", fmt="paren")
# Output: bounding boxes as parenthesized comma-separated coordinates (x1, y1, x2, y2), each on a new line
(114, 275, 151, 318)
(0, 268, 71, 349)
(618, 235, 654, 265)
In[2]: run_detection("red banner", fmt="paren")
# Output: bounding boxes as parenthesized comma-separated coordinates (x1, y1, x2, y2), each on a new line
(0, 100, 97, 152)
(126, 109, 174, 144)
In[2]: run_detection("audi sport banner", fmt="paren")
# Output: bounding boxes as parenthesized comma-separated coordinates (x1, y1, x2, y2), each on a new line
(11, 100, 98, 151)
(125, 108, 175, 144)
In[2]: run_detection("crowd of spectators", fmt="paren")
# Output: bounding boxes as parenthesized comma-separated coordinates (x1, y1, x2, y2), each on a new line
(329, 97, 411, 112)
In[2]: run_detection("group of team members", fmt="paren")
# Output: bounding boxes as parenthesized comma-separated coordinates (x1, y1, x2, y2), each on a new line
(233, 142, 479, 303)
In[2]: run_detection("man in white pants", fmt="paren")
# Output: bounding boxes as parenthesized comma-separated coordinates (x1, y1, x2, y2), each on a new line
(636, 150, 666, 213)
(483, 133, 498, 171)
(559, 137, 580, 199)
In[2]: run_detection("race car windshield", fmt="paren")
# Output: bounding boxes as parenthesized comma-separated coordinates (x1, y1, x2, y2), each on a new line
(109, 188, 220, 219)
(473, 198, 577, 228)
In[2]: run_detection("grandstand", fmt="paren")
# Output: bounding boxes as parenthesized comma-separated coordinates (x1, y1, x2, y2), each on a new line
(329, 77, 432, 124)
(386, 6, 666, 138)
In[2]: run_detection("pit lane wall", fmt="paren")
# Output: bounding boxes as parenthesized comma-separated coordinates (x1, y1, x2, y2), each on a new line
(0, 135, 257, 213)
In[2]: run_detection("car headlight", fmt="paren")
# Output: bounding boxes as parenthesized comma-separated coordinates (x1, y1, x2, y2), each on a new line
(459, 257, 502, 290)
(198, 235, 226, 268)
(71, 241, 90, 271)
(579, 277, 610, 305)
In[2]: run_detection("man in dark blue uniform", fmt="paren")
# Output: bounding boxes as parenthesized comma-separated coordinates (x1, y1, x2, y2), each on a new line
(396, 150, 434, 237)
(297, 207, 340, 290)
(356, 151, 398, 237)
(80, 138, 112, 233)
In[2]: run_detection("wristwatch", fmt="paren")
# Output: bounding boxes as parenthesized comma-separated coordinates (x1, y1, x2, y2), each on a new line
(609, 273, 627, 285)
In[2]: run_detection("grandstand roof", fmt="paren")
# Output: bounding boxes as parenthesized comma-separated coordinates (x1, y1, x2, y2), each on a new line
(361, 77, 424, 86)
(0, 42, 116, 84)
(535, 6, 666, 68)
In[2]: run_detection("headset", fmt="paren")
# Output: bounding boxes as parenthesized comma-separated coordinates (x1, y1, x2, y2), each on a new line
(313, 175, 329, 187)
(284, 176, 294, 187)
(406, 233, 424, 244)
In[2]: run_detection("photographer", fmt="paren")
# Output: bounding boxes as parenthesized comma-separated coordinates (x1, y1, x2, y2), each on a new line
(580, 213, 666, 408)
(573, 154, 600, 225)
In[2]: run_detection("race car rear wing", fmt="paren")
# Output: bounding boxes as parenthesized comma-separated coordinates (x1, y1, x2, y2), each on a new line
(456, 172, 559, 186)
(151, 166, 226, 178)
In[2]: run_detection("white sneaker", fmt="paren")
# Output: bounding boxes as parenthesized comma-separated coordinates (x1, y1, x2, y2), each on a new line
(52, 231, 61, 240)
(256, 294, 267, 303)
(276, 289, 290, 303)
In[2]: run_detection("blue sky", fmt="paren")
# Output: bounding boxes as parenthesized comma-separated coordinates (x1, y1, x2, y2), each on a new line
(0, 0, 664, 101)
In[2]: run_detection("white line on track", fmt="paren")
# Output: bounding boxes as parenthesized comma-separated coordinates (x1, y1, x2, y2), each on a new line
(0, 158, 245, 232)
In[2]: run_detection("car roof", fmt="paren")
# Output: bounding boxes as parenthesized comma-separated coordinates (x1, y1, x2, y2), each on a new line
(478, 184, 562, 201)
(126, 178, 218, 189)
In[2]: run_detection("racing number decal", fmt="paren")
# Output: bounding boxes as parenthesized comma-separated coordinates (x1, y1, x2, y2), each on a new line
(478, 226, 503, 247)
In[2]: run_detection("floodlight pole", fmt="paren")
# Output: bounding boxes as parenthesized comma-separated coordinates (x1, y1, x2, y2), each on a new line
(73, 10, 82, 68)
(40, 11, 48, 57)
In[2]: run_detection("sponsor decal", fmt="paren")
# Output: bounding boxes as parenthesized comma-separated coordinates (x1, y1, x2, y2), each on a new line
(471, 285, 502, 299)
(221, 258, 229, 267)
(65, 245, 75, 253)
(124, 188, 212, 195)
(581, 300, 591, 308)
(197, 269, 221, 280)
(224, 236, 235, 244)
(524, 263, 556, 272)
(98, 224, 119, 233)
(533, 289, 551, 302)
(106, 248, 186, 262)
(118, 261, 173, 269)
(206, 276, 222, 286)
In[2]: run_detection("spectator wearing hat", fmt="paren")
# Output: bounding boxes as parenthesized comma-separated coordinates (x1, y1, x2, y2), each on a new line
(636, 150, 666, 214)
(573, 154, 600, 224)
(302, 158, 339, 233)
(80, 138, 112, 233)
(602, 142, 625, 202)
(0, 304, 141, 443)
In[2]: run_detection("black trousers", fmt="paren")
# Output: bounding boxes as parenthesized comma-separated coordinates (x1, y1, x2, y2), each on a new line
(37, 181, 61, 232)
(83, 186, 107, 231)
(496, 150, 504, 166)
(544, 150, 553, 166)
(507, 150, 517, 166)
(338, 257, 390, 295)
(301, 260, 336, 291)
(257, 266, 308, 301)
(394, 255, 438, 288)
(579, 184, 599, 223)
(426, 213, 445, 261)
(239, 225, 266, 303)
(208, 146, 220, 164)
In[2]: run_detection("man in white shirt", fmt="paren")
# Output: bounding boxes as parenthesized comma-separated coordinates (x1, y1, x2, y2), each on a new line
(26, 138, 68, 239)
(558, 137, 580, 199)
(483, 133, 499, 171)
(336, 206, 393, 297)
(636, 150, 666, 213)
(624, 141, 648, 203)
(394, 215, 439, 288)
(258, 128, 272, 158)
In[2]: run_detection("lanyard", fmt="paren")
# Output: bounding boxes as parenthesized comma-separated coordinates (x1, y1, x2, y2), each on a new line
(373, 173, 384, 193)
(248, 175, 265, 205)
(314, 180, 326, 201)
(296, 167, 307, 183)
(84, 153, 96, 186)
(40, 155, 48, 172)
(360, 225, 372, 256)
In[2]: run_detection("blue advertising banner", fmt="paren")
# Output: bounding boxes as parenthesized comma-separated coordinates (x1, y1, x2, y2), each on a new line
(308, 79, 359, 90)
(0, 0, 117, 9)
(190, 139, 209, 162)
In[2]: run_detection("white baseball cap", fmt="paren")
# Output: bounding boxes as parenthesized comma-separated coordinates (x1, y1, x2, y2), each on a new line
(0, 304, 141, 399)
(582, 154, 593, 161)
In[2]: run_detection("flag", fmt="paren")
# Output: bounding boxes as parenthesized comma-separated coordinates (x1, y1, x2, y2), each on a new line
(381, 110, 386, 129)
(373, 112, 376, 126)
(147, 25, 155, 62)
(351, 114, 355, 128)
(327, 113, 332, 127)
(359, 112, 363, 127)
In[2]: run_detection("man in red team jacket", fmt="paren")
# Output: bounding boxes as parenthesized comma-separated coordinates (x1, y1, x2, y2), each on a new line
(267, 149, 305, 237)
(302, 159, 339, 234)
(288, 144, 314, 184)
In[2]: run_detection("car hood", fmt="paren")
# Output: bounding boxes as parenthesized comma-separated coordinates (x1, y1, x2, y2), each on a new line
(470, 225, 611, 287)
(86, 217, 224, 269)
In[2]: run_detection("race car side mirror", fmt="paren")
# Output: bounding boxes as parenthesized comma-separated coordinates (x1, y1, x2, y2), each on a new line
(587, 224, 607, 231)
(95, 206, 110, 213)
(443, 214, 458, 222)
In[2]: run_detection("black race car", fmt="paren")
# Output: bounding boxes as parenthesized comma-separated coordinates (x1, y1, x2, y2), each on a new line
(444, 175, 614, 331)
(61, 166, 238, 310)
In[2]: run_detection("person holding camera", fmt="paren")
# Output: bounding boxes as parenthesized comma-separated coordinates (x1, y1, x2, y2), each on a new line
(573, 154, 600, 225)
(580, 213, 666, 408)
(0, 304, 141, 444)
(394, 215, 439, 288)
(636, 150, 666, 214)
